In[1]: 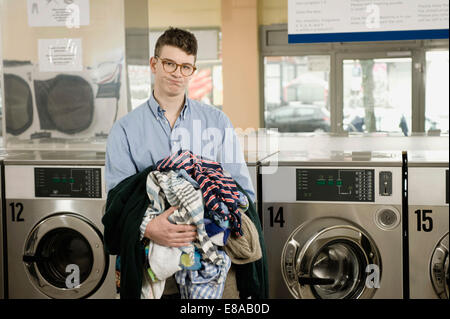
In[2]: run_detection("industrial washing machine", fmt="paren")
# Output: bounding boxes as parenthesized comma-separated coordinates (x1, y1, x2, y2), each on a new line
(262, 150, 404, 299)
(3, 150, 116, 299)
(0, 149, 7, 299)
(408, 150, 449, 299)
(3, 60, 123, 142)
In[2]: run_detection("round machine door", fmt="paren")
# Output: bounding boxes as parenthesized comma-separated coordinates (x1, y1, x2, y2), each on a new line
(281, 218, 381, 299)
(4, 73, 34, 135)
(23, 213, 108, 299)
(34, 75, 94, 134)
(430, 232, 449, 299)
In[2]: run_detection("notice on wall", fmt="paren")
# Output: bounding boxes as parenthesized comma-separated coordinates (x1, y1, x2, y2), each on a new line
(27, 0, 90, 28)
(38, 38, 83, 72)
(288, 0, 449, 43)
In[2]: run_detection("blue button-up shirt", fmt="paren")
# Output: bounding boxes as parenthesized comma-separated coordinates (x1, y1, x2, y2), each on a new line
(105, 93, 256, 202)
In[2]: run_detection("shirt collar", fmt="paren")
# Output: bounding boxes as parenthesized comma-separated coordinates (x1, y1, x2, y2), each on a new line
(148, 91, 190, 120)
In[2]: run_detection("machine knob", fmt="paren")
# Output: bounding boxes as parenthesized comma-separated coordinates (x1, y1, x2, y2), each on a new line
(375, 208, 400, 230)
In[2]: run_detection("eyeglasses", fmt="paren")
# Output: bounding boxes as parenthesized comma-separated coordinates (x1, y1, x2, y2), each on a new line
(155, 56, 196, 77)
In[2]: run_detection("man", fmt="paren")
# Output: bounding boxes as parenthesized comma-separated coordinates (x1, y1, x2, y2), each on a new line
(105, 27, 255, 253)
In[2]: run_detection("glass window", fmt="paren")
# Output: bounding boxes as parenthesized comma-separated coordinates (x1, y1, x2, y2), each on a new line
(128, 64, 151, 109)
(425, 50, 449, 134)
(297, 107, 316, 117)
(343, 58, 412, 136)
(188, 60, 223, 109)
(274, 107, 296, 119)
(264, 55, 331, 132)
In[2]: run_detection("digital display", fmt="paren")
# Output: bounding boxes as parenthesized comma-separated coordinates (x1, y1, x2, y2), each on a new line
(296, 168, 374, 202)
(35, 167, 102, 198)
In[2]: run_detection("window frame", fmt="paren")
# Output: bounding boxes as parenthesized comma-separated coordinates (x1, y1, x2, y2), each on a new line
(260, 24, 449, 134)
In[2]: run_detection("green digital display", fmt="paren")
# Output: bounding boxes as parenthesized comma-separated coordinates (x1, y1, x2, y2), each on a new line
(297, 168, 374, 202)
(35, 167, 101, 198)
(52, 178, 75, 183)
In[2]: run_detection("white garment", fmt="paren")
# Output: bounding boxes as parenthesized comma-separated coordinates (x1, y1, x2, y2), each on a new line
(209, 232, 225, 246)
(148, 241, 182, 280)
(141, 241, 183, 299)
(141, 268, 165, 299)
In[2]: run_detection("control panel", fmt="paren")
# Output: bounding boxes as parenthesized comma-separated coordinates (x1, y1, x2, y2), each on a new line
(35, 167, 102, 198)
(296, 168, 374, 202)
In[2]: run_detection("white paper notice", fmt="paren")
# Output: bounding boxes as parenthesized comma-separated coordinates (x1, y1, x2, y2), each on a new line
(38, 38, 83, 72)
(27, 0, 90, 27)
(288, 0, 449, 35)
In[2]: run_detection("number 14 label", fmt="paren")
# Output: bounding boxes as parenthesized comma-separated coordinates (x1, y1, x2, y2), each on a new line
(268, 206, 285, 228)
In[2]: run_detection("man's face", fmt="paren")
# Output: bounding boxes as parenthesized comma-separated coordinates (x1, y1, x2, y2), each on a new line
(150, 45, 196, 98)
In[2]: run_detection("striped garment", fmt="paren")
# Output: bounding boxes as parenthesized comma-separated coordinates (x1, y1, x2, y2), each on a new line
(139, 171, 195, 268)
(156, 150, 243, 237)
(151, 170, 225, 266)
(175, 250, 231, 299)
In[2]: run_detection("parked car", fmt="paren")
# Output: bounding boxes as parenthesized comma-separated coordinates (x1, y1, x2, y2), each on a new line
(265, 103, 331, 133)
(283, 73, 329, 106)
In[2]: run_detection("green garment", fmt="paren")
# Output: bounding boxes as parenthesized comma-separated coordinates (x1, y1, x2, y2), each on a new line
(102, 165, 153, 299)
(234, 184, 269, 299)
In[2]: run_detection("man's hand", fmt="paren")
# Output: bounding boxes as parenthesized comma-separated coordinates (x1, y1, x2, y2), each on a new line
(144, 206, 197, 247)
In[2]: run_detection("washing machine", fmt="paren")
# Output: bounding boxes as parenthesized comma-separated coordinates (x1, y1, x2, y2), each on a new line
(0, 149, 7, 299)
(261, 150, 404, 299)
(3, 60, 122, 142)
(408, 150, 449, 299)
(32, 61, 123, 140)
(3, 150, 116, 299)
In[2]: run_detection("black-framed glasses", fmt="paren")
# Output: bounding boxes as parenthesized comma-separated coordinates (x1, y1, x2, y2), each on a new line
(155, 56, 196, 77)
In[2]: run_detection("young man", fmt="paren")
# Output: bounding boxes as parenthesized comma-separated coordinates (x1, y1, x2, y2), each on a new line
(105, 27, 255, 249)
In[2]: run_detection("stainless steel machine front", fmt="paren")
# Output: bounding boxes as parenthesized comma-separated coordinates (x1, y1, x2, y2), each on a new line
(4, 150, 116, 299)
(262, 151, 404, 299)
(408, 151, 449, 299)
(0, 149, 6, 299)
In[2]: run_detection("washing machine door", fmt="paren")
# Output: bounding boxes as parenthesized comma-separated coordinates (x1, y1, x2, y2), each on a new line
(282, 218, 381, 299)
(34, 74, 94, 134)
(4, 73, 34, 135)
(22, 214, 108, 299)
(430, 233, 449, 299)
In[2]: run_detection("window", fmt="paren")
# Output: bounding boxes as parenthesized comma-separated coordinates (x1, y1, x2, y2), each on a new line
(261, 25, 449, 135)
(343, 58, 412, 135)
(264, 55, 330, 132)
(128, 64, 151, 109)
(425, 50, 449, 134)
(188, 61, 223, 109)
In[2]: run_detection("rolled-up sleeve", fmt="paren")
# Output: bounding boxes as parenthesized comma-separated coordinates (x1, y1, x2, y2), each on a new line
(105, 122, 138, 194)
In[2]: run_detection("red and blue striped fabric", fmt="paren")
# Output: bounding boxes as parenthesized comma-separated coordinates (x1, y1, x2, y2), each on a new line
(155, 150, 243, 237)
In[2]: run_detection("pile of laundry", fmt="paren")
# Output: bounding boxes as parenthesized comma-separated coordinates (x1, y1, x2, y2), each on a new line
(139, 150, 262, 299)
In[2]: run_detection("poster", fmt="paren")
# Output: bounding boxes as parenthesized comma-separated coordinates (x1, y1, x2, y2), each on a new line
(27, 0, 90, 28)
(288, 0, 449, 43)
(38, 38, 83, 72)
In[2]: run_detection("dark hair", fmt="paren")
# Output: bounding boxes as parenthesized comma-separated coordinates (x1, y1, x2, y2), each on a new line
(154, 27, 198, 59)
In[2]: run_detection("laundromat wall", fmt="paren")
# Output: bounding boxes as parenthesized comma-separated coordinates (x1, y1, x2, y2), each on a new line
(0, 0, 128, 151)
(1, 0, 448, 156)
